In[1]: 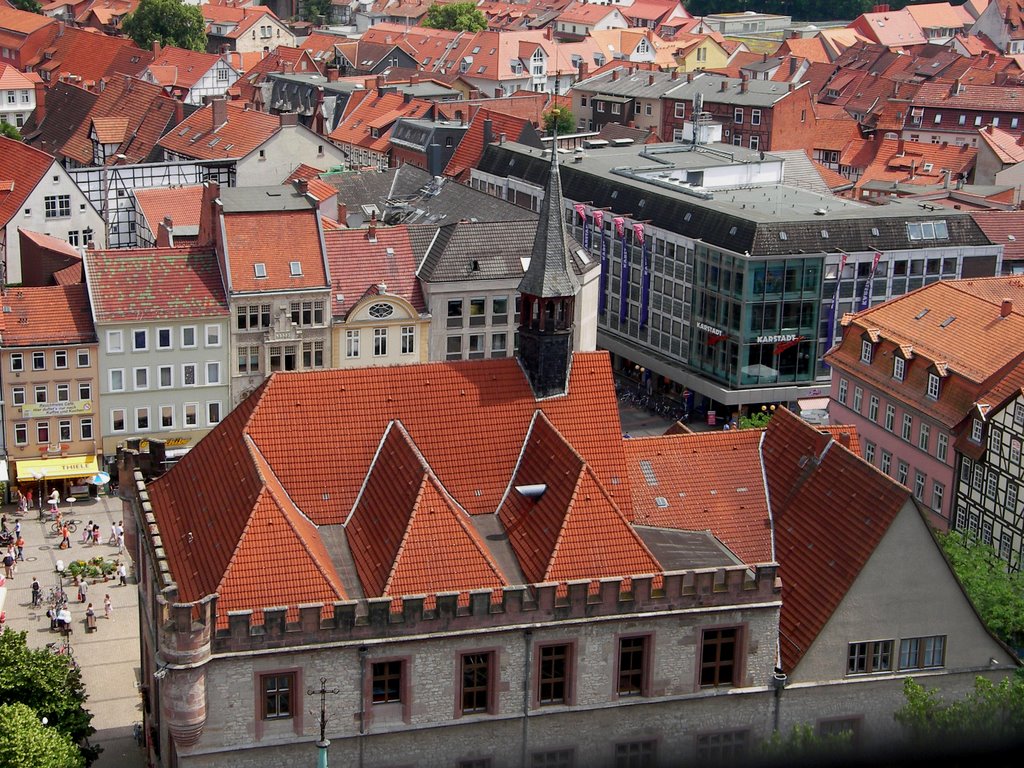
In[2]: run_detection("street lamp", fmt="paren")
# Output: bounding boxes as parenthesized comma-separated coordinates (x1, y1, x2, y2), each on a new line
(307, 677, 339, 768)
(29, 469, 47, 519)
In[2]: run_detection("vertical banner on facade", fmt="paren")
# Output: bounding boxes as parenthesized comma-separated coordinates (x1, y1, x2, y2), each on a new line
(825, 252, 849, 359)
(635, 223, 650, 329)
(615, 217, 628, 322)
(574, 204, 590, 250)
(859, 251, 882, 311)
(596, 210, 607, 315)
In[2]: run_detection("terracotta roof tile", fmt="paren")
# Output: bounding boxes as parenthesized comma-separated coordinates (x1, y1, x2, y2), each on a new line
(283, 163, 326, 183)
(90, 116, 129, 144)
(21, 23, 152, 83)
(133, 185, 204, 231)
(969, 211, 1024, 261)
(978, 123, 1024, 163)
(0, 137, 54, 228)
(0, 6, 55, 35)
(144, 46, 222, 90)
(222, 208, 328, 292)
(763, 408, 909, 671)
(83, 247, 228, 322)
(622, 431, 772, 565)
(157, 100, 279, 160)
(323, 225, 424, 318)
(444, 107, 539, 181)
(0, 284, 93, 346)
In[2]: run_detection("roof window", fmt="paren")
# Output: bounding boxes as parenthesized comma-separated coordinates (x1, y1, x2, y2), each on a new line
(939, 315, 956, 328)
(254, 263, 267, 278)
(289, 261, 303, 277)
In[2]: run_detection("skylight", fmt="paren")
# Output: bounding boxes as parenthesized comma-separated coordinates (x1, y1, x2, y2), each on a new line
(289, 261, 303, 277)
(254, 263, 267, 278)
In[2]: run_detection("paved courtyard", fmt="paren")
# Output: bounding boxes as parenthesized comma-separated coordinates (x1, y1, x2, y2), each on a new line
(1, 492, 145, 767)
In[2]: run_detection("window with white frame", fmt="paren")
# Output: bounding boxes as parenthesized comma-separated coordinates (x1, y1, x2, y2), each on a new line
(927, 373, 940, 399)
(34, 384, 47, 403)
(205, 325, 221, 347)
(32, 351, 45, 370)
(901, 413, 912, 441)
(58, 420, 72, 442)
(80, 418, 92, 440)
(373, 328, 387, 356)
(56, 383, 69, 402)
(9, 353, 22, 372)
(674, 102, 685, 119)
(76, 349, 89, 367)
(111, 409, 126, 432)
(884, 404, 895, 431)
(970, 419, 983, 443)
(160, 405, 174, 429)
(346, 330, 360, 358)
(937, 432, 948, 462)
(207, 401, 222, 425)
(134, 367, 149, 390)
(132, 329, 148, 351)
(136, 407, 150, 430)
(14, 422, 27, 445)
(893, 357, 905, 381)
(206, 362, 220, 385)
(54, 349, 68, 369)
(918, 422, 930, 452)
(184, 403, 198, 427)
(932, 482, 944, 512)
(78, 382, 91, 400)
(401, 326, 415, 355)
(860, 339, 872, 363)
(43, 195, 71, 218)
(181, 326, 196, 348)
(852, 386, 862, 413)
(37, 421, 50, 444)
(734, 107, 743, 124)
(110, 369, 125, 392)
(183, 363, 197, 386)
(868, 395, 878, 422)
(159, 365, 173, 388)
(751, 109, 761, 125)
(11, 386, 24, 406)
(157, 328, 172, 349)
(838, 378, 848, 405)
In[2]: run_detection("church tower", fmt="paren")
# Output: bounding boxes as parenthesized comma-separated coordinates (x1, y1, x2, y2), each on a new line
(517, 137, 580, 399)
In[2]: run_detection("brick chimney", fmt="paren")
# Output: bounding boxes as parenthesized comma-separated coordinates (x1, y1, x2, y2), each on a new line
(156, 216, 174, 247)
(327, 67, 339, 82)
(740, 75, 748, 94)
(578, 61, 588, 80)
(279, 112, 298, 127)
(611, 70, 619, 81)
(648, 74, 655, 85)
(1001, 298, 1014, 317)
(33, 81, 46, 125)
(211, 97, 227, 129)
(296, 178, 309, 195)
(152, 40, 161, 58)
(367, 211, 377, 242)
(720, 79, 728, 91)
(337, 200, 348, 226)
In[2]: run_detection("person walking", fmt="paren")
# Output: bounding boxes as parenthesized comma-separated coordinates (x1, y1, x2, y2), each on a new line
(116, 562, 127, 586)
(31, 577, 41, 607)
(60, 523, 71, 549)
(92, 523, 100, 546)
(15, 534, 24, 562)
(48, 489, 60, 514)
(82, 521, 93, 546)
(2, 549, 14, 580)
(103, 594, 112, 620)
(115, 521, 124, 554)
(77, 576, 88, 604)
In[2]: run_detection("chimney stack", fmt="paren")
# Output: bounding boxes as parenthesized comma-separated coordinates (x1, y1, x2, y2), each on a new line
(296, 179, 309, 195)
(211, 97, 227, 129)
(1001, 299, 1014, 317)
(648, 74, 655, 86)
(337, 201, 348, 226)
(367, 211, 377, 242)
(483, 117, 493, 145)
(33, 81, 46, 125)
(720, 79, 728, 92)
(152, 39, 161, 58)
(611, 69, 619, 81)
(740, 76, 748, 94)
(327, 67, 339, 82)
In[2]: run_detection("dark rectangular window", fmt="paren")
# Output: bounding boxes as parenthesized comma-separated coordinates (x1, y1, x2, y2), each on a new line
(371, 660, 402, 704)
(461, 653, 491, 714)
(899, 636, 945, 670)
(261, 673, 294, 720)
(696, 730, 748, 762)
(846, 640, 893, 674)
(617, 636, 647, 696)
(531, 749, 573, 768)
(614, 740, 656, 768)
(700, 628, 738, 686)
(538, 644, 570, 705)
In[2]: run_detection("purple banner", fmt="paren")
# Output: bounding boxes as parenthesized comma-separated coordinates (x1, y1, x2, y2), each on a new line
(616, 218, 628, 323)
(596, 210, 607, 315)
(825, 252, 849, 361)
(859, 251, 882, 311)
(637, 224, 650, 329)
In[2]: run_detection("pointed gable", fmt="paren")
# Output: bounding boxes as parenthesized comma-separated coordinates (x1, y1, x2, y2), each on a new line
(761, 408, 909, 671)
(346, 422, 507, 599)
(500, 413, 659, 583)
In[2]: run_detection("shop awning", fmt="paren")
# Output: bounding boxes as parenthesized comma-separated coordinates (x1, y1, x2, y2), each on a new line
(16, 455, 100, 482)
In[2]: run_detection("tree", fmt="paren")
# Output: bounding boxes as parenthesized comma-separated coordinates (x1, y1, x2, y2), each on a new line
(895, 674, 1024, 746)
(0, 123, 22, 141)
(121, 0, 207, 52)
(757, 723, 854, 761)
(422, 2, 488, 32)
(938, 531, 1024, 650)
(739, 405, 776, 429)
(0, 703, 84, 768)
(0, 630, 99, 765)
(543, 107, 574, 136)
(9, 0, 43, 13)
(303, 0, 332, 23)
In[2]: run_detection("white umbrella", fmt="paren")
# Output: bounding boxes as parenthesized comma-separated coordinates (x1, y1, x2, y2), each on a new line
(88, 472, 111, 486)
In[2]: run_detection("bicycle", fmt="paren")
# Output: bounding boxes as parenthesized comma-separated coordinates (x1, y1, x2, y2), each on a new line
(50, 521, 78, 534)
(47, 588, 68, 606)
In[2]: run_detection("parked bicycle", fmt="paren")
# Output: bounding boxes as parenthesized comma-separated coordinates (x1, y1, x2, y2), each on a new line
(50, 520, 78, 534)
(47, 587, 68, 606)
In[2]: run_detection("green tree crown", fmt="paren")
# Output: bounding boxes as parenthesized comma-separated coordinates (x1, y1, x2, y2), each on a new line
(0, 702, 84, 768)
(422, 2, 488, 32)
(121, 0, 207, 52)
(543, 107, 575, 136)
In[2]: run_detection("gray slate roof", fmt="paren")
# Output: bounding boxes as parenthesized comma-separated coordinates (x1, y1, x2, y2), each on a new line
(519, 148, 581, 298)
(219, 185, 314, 213)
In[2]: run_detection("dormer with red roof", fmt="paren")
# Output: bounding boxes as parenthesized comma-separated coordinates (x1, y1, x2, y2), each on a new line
(0, 5, 56, 69)
(140, 45, 241, 106)
(971, 0, 1024, 53)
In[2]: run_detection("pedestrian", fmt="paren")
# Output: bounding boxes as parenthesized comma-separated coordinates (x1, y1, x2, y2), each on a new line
(13, 520, 20, 538)
(86, 603, 96, 629)
(104, 594, 112, 620)
(116, 522, 124, 554)
(2, 549, 13, 579)
(17, 491, 27, 515)
(25, 487, 33, 510)
(31, 577, 41, 607)
(77, 576, 88, 603)
(116, 561, 127, 586)
(56, 605, 71, 632)
(82, 521, 93, 545)
(15, 534, 24, 562)
(60, 524, 71, 549)
(48, 489, 60, 514)
(109, 522, 117, 546)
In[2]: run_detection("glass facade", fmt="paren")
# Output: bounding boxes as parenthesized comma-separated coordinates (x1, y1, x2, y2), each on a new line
(691, 249, 821, 388)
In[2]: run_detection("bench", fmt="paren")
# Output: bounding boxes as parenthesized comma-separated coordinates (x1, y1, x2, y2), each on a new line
(85, 614, 97, 632)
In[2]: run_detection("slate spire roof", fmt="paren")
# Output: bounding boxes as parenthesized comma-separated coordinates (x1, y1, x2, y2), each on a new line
(518, 134, 580, 299)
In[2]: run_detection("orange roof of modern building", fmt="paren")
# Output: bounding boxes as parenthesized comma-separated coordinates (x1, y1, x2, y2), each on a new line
(0, 5, 56, 35)
(0, 284, 94, 346)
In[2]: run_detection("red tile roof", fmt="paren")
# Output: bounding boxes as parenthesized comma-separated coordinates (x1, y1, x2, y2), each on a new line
(763, 407, 910, 671)
(777, 36, 830, 64)
(83, 246, 228, 322)
(234, 46, 321, 103)
(977, 123, 1024, 163)
(144, 46, 221, 91)
(622, 430, 773, 566)
(148, 352, 634, 610)
(347, 422, 507, 600)
(133, 185, 204, 231)
(283, 163, 326, 183)
(969, 210, 1024, 261)
(0, 284, 94, 346)
(22, 23, 152, 84)
(222, 208, 328, 292)
(0, 137, 55, 228)
(157, 100, 279, 161)
(328, 90, 440, 154)
(323, 225, 425, 318)
(444, 107, 537, 181)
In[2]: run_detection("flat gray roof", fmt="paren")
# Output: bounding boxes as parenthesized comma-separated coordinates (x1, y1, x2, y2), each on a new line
(219, 186, 315, 213)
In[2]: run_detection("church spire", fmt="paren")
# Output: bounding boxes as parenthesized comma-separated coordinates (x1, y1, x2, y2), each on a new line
(517, 127, 580, 399)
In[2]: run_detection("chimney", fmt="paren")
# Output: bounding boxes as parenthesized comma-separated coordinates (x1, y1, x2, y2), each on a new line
(279, 112, 298, 127)
(296, 178, 309, 195)
(720, 79, 728, 91)
(611, 70, 619, 81)
(483, 117, 493, 145)
(33, 81, 46, 125)
(578, 61, 588, 80)
(156, 216, 174, 247)
(836, 431, 851, 449)
(173, 98, 184, 126)
(740, 76, 748, 94)
(327, 67, 339, 82)
(220, 44, 229, 56)
(909, 160, 916, 180)
(763, 52, 768, 62)
(686, 72, 692, 83)
(788, 82, 795, 92)
(337, 200, 348, 226)
(545, 25, 552, 41)
(364, 77, 376, 90)
(212, 97, 227, 128)
(375, 74, 385, 92)
(648, 74, 655, 86)
(410, 72, 419, 84)
(897, 138, 905, 156)
(152, 40, 161, 58)
(367, 211, 377, 242)
(1001, 299, 1014, 317)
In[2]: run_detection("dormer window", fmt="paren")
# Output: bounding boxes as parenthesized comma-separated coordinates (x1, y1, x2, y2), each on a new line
(860, 339, 873, 364)
(254, 263, 267, 279)
(893, 356, 905, 382)
(926, 373, 940, 400)
(970, 418, 983, 443)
